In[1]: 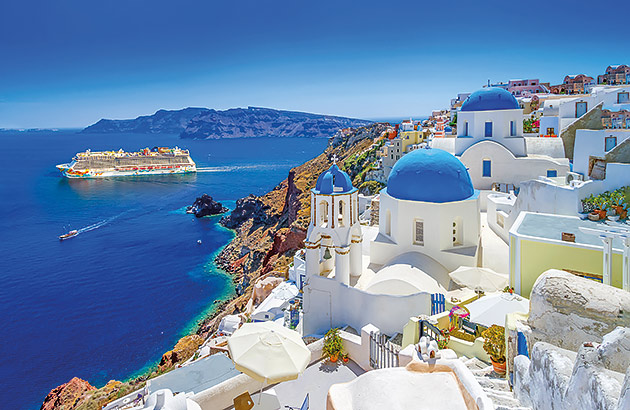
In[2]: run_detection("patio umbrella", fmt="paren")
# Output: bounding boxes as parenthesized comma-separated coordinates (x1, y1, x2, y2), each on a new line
(465, 292, 529, 328)
(228, 320, 311, 387)
(449, 266, 509, 293)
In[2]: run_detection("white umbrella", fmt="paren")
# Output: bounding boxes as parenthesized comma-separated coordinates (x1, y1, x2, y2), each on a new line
(449, 266, 509, 293)
(466, 292, 529, 328)
(228, 321, 311, 401)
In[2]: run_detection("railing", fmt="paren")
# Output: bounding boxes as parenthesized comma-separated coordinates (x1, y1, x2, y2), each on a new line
(369, 332, 399, 369)
(431, 293, 445, 315)
(418, 320, 450, 348)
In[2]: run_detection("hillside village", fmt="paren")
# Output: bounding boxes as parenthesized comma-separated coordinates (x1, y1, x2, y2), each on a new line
(43, 64, 630, 410)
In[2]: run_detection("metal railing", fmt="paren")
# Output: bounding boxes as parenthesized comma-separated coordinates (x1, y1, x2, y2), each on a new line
(369, 331, 399, 369)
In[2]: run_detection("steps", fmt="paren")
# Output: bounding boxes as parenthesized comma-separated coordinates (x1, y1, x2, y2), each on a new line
(461, 357, 532, 410)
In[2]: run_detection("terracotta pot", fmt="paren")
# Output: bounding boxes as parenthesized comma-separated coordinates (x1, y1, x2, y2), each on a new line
(491, 359, 506, 375)
(342, 357, 349, 363)
(330, 354, 338, 363)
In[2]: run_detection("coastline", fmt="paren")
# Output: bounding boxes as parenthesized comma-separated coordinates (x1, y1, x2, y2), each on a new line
(40, 124, 385, 409)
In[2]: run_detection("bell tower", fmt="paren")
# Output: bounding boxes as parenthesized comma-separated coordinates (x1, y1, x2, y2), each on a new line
(305, 156, 362, 286)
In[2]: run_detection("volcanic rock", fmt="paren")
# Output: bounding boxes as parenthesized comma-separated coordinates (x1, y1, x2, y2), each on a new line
(158, 334, 204, 371)
(220, 194, 271, 229)
(187, 194, 228, 218)
(41, 377, 95, 410)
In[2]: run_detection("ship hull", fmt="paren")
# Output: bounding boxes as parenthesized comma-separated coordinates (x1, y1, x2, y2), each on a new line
(56, 164, 197, 179)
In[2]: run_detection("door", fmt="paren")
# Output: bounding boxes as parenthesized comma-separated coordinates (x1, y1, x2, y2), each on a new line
(576, 101, 588, 118)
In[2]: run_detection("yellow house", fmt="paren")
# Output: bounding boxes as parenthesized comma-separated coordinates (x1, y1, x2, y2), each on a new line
(509, 212, 628, 298)
(398, 130, 427, 153)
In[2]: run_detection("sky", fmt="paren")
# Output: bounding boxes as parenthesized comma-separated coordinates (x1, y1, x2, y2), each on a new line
(0, 0, 628, 128)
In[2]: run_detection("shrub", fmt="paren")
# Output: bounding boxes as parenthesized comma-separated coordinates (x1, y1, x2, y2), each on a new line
(482, 325, 506, 363)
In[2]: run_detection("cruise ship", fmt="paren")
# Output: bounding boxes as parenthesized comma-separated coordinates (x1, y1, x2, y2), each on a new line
(56, 147, 196, 178)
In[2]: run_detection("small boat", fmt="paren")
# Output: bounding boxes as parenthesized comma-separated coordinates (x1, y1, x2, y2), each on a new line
(59, 230, 79, 241)
(197, 240, 202, 245)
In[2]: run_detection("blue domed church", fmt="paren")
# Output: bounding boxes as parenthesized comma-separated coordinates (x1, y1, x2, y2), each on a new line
(432, 87, 569, 190)
(370, 147, 480, 271)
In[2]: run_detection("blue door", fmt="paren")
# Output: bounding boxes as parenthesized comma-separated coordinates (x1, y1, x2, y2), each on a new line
(547, 170, 557, 177)
(576, 102, 587, 118)
(485, 122, 493, 137)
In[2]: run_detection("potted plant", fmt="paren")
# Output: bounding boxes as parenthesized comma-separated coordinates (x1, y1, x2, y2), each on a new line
(482, 325, 506, 375)
(323, 328, 344, 363)
(342, 353, 349, 363)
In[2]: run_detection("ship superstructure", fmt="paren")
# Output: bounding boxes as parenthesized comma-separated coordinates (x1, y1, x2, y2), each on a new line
(56, 147, 196, 178)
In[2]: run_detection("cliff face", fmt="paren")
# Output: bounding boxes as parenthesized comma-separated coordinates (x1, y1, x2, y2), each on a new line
(199, 123, 387, 335)
(81, 107, 209, 134)
(81, 106, 372, 138)
(41, 377, 95, 410)
(180, 107, 372, 139)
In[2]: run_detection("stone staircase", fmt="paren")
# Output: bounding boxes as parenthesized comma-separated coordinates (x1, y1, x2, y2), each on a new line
(461, 357, 532, 410)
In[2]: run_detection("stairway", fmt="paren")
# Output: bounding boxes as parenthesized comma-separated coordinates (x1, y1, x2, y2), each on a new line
(461, 357, 532, 410)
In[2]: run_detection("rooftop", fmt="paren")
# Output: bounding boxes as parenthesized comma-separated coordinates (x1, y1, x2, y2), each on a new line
(513, 212, 628, 250)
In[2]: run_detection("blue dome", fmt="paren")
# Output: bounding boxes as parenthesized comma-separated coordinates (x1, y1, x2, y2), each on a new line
(314, 164, 354, 194)
(387, 148, 474, 203)
(460, 87, 520, 112)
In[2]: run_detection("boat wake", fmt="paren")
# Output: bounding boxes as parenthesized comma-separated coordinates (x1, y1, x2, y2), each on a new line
(196, 163, 293, 173)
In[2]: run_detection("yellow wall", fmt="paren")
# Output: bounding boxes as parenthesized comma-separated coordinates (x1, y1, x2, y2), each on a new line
(518, 239, 624, 297)
(399, 131, 424, 152)
(510, 236, 516, 289)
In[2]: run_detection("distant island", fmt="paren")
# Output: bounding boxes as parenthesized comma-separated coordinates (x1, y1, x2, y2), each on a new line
(81, 107, 372, 139)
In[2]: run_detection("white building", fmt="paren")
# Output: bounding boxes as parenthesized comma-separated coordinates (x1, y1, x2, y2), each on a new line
(538, 85, 630, 137)
(432, 87, 570, 191)
(302, 149, 480, 336)
(487, 128, 630, 242)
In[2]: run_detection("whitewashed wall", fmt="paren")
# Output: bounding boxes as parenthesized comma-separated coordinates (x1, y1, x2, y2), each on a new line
(371, 191, 479, 271)
(573, 129, 630, 177)
(302, 275, 432, 336)
(459, 140, 569, 190)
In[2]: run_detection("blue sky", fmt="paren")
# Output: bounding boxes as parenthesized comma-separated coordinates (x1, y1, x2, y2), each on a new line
(1, 0, 627, 128)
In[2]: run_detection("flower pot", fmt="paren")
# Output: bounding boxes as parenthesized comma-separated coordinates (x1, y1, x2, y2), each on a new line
(330, 354, 338, 363)
(342, 357, 349, 363)
(491, 359, 506, 375)
(588, 212, 600, 221)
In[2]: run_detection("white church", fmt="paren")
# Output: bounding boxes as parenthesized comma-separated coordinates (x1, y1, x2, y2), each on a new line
(432, 87, 570, 191)
(302, 149, 480, 335)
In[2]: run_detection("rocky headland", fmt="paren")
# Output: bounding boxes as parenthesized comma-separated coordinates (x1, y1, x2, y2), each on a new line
(81, 106, 372, 139)
(41, 123, 388, 409)
(187, 194, 229, 218)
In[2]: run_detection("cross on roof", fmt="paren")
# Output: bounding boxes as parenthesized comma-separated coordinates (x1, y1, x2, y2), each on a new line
(331, 154, 338, 164)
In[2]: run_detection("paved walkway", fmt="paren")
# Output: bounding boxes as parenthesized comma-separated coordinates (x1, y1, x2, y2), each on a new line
(480, 212, 510, 274)
(272, 360, 365, 410)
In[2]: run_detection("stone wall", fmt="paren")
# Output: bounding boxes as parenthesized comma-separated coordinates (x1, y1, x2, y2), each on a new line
(560, 102, 604, 160)
(527, 269, 630, 352)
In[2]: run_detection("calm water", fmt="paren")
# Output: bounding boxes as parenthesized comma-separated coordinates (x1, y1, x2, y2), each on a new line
(0, 131, 327, 410)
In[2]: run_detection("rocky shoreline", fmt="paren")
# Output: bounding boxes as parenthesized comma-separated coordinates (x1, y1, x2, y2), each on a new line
(41, 123, 387, 409)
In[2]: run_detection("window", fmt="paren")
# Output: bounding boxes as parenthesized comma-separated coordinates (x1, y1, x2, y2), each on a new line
(414, 219, 424, 245)
(484, 122, 493, 137)
(482, 159, 491, 177)
(320, 201, 329, 225)
(510, 121, 516, 136)
(546, 170, 557, 178)
(385, 210, 391, 236)
(618, 92, 629, 103)
(338, 200, 345, 227)
(464, 121, 469, 135)
(452, 217, 463, 246)
(547, 127, 555, 136)
(605, 136, 617, 151)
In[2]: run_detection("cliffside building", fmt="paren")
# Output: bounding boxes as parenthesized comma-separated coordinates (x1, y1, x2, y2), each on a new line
(432, 87, 569, 191)
(302, 149, 480, 336)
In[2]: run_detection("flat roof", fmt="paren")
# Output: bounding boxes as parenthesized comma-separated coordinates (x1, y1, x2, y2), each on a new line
(147, 353, 240, 395)
(514, 212, 627, 250)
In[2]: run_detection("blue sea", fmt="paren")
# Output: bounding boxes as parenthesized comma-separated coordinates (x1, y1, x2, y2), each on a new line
(0, 131, 328, 410)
